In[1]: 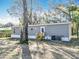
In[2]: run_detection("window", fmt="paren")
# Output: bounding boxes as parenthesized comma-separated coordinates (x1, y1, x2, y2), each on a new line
(31, 28, 33, 30)
(14, 28, 15, 33)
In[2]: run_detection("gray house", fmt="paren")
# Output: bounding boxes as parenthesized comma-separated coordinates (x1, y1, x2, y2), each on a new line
(11, 22, 71, 41)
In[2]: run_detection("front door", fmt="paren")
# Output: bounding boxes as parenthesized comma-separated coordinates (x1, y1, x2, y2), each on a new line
(40, 27, 45, 33)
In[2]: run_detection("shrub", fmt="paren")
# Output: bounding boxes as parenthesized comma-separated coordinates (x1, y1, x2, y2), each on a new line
(36, 32, 44, 41)
(0, 30, 12, 38)
(19, 39, 28, 44)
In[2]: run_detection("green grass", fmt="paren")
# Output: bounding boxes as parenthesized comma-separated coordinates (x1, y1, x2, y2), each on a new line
(0, 30, 12, 38)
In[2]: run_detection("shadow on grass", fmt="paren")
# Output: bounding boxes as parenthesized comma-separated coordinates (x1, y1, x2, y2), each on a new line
(37, 41, 46, 59)
(0, 45, 17, 59)
(44, 40, 79, 59)
(43, 38, 79, 48)
(29, 40, 79, 59)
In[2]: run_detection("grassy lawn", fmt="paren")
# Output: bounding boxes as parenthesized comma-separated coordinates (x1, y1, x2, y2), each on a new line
(29, 38, 79, 48)
(44, 39, 79, 48)
(29, 39, 79, 59)
(0, 38, 79, 59)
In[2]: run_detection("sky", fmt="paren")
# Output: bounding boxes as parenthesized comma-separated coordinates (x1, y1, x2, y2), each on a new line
(0, 0, 79, 25)
(0, 0, 19, 25)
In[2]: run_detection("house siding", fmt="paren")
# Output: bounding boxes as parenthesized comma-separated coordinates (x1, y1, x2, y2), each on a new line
(28, 26, 40, 36)
(12, 27, 21, 35)
(45, 24, 69, 37)
(12, 22, 71, 40)
(28, 23, 71, 38)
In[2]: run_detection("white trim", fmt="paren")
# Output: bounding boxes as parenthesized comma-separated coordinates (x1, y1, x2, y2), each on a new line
(28, 35, 51, 40)
(61, 37, 70, 41)
(28, 36, 36, 39)
(11, 34, 20, 38)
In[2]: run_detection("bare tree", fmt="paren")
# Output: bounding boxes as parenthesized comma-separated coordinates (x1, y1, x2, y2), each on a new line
(8, 0, 28, 44)
(21, 0, 28, 44)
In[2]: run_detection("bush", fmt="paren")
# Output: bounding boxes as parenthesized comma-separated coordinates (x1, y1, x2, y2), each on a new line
(19, 39, 28, 44)
(36, 32, 44, 41)
(0, 30, 12, 38)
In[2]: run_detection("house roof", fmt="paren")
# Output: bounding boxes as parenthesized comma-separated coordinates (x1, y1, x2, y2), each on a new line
(28, 22, 71, 27)
(12, 22, 71, 28)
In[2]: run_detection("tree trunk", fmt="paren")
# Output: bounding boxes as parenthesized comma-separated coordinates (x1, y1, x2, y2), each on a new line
(77, 23, 79, 38)
(21, 0, 28, 44)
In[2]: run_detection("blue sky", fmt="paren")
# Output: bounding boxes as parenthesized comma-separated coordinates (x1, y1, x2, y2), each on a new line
(0, 0, 13, 17)
(0, 0, 20, 24)
(0, 0, 79, 24)
(0, 0, 17, 24)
